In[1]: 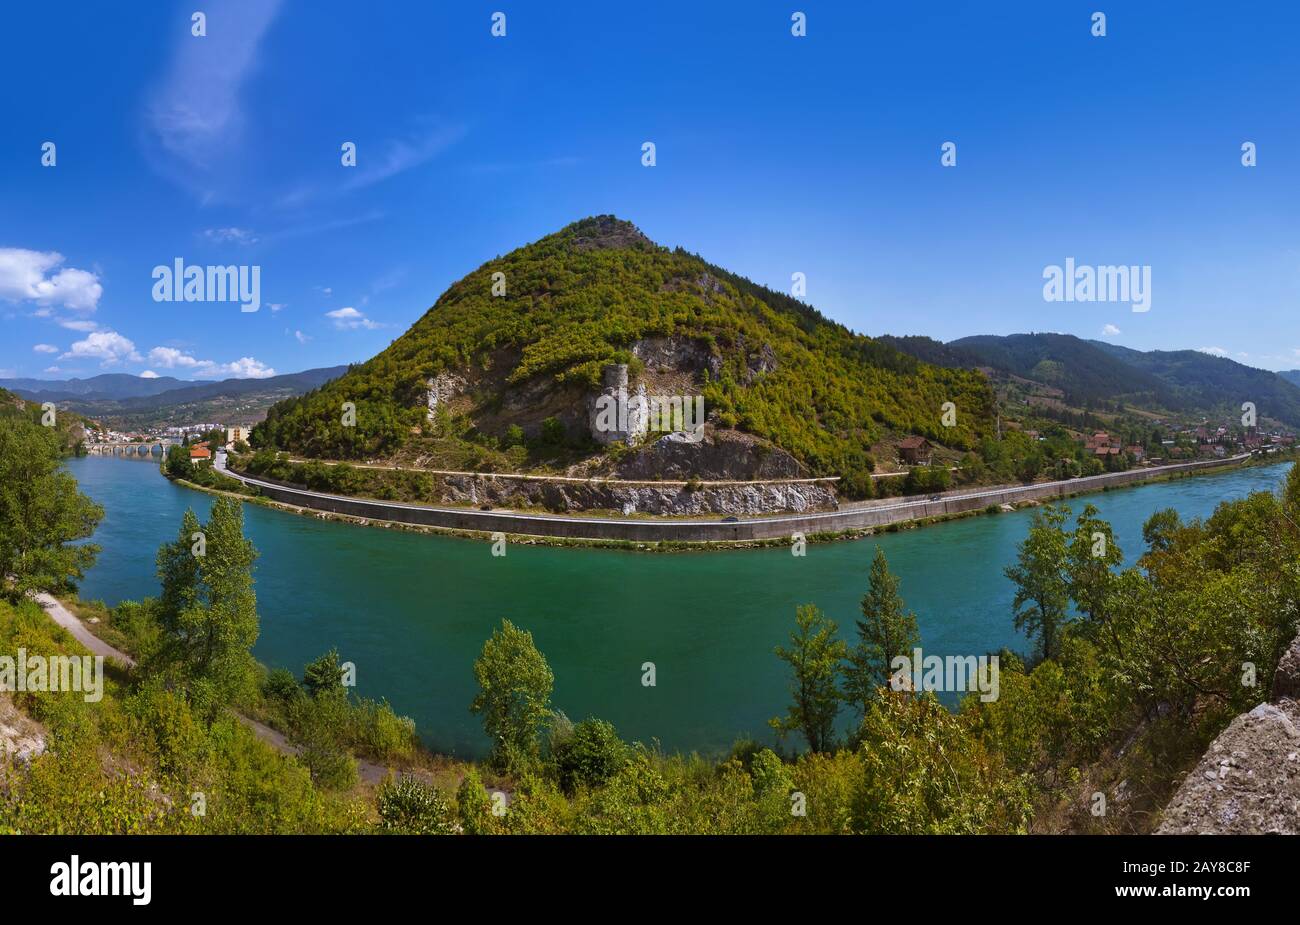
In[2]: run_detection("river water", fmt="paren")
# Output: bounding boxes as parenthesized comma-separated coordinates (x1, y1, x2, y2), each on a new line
(65, 455, 1293, 758)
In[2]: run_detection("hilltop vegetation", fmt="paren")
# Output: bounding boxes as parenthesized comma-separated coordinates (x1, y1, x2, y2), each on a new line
(254, 217, 994, 485)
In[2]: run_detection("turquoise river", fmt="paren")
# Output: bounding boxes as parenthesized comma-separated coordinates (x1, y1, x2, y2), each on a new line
(64, 455, 1293, 759)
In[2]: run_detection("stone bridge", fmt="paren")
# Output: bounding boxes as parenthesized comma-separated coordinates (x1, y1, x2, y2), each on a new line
(85, 441, 178, 457)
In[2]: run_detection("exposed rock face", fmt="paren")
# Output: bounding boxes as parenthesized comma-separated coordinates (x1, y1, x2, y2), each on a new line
(632, 335, 721, 379)
(1156, 631, 1300, 834)
(426, 372, 466, 422)
(614, 428, 806, 481)
(431, 471, 837, 516)
(1, 694, 46, 764)
(588, 364, 649, 445)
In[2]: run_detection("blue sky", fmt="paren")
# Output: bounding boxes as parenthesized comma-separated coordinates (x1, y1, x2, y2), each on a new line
(2, 0, 1299, 381)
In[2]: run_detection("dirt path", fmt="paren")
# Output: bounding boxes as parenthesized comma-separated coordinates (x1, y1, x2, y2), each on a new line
(31, 593, 391, 785)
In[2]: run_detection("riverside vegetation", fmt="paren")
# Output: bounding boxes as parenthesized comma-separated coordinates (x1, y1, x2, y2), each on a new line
(1, 411, 1297, 834)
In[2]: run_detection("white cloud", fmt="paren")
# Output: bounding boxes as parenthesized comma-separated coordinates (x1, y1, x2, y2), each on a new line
(1101, 324, 1121, 336)
(147, 346, 204, 370)
(140, 370, 160, 379)
(294, 329, 310, 344)
(59, 319, 99, 332)
(147, 346, 275, 379)
(1197, 346, 1229, 357)
(61, 330, 142, 366)
(267, 302, 285, 312)
(0, 248, 102, 311)
(32, 343, 58, 354)
(203, 227, 259, 245)
(326, 306, 380, 330)
(43, 366, 61, 375)
(223, 357, 275, 378)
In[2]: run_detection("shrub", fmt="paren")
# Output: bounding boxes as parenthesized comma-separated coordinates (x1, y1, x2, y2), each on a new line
(456, 768, 496, 835)
(376, 776, 456, 834)
(553, 717, 628, 793)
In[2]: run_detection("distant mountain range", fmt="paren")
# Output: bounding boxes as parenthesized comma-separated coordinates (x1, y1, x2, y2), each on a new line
(0, 372, 192, 400)
(0, 366, 349, 429)
(879, 333, 1300, 428)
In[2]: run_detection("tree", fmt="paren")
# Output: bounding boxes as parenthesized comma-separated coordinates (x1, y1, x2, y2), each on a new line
(0, 417, 102, 600)
(770, 604, 846, 753)
(843, 547, 920, 719)
(152, 497, 260, 715)
(1066, 504, 1123, 650)
(1004, 504, 1071, 663)
(164, 444, 193, 479)
(1141, 508, 1180, 554)
(470, 619, 554, 770)
(302, 648, 346, 699)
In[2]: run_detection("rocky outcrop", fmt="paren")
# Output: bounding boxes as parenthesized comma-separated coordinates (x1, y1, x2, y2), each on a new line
(632, 335, 721, 379)
(1156, 631, 1300, 834)
(588, 364, 649, 446)
(431, 471, 836, 516)
(426, 372, 466, 422)
(1, 693, 46, 764)
(614, 428, 806, 481)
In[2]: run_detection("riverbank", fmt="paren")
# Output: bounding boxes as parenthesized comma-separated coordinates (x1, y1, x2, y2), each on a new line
(174, 449, 1291, 549)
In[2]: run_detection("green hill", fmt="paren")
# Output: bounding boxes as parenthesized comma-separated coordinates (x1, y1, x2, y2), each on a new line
(947, 334, 1175, 409)
(254, 216, 994, 484)
(0, 386, 93, 454)
(1086, 341, 1300, 425)
(897, 332, 1300, 427)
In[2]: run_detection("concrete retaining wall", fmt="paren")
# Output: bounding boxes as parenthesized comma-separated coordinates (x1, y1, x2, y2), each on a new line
(223, 454, 1250, 543)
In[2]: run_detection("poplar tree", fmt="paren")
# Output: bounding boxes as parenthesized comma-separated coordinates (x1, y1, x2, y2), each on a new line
(844, 547, 920, 719)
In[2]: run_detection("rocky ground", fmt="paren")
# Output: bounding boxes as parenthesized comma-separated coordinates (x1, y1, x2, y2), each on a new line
(1157, 631, 1300, 834)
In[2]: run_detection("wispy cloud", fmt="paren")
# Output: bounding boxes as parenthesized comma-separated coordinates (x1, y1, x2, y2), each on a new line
(143, 0, 285, 198)
(1101, 323, 1121, 336)
(1197, 346, 1229, 357)
(341, 123, 466, 192)
(203, 226, 259, 245)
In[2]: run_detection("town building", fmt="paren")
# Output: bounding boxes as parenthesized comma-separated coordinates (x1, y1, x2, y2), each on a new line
(898, 436, 933, 465)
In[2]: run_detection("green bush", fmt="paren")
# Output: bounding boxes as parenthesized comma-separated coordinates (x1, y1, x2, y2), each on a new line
(376, 777, 456, 834)
(553, 718, 628, 793)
